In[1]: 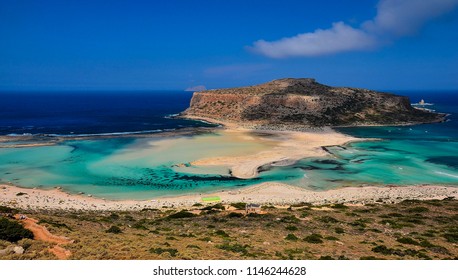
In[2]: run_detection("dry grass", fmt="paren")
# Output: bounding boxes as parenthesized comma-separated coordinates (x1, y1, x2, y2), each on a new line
(1, 198, 457, 260)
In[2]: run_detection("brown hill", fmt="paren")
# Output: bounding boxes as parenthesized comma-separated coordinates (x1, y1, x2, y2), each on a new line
(181, 78, 445, 128)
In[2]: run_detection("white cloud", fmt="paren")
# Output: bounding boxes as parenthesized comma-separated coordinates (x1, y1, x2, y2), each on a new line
(251, 22, 377, 58)
(251, 0, 458, 58)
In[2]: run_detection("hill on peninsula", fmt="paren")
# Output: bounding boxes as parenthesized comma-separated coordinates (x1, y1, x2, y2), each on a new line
(181, 78, 446, 128)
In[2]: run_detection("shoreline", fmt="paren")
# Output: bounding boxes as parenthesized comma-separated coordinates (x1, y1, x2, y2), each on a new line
(179, 113, 449, 130)
(1, 115, 455, 212)
(1, 183, 457, 211)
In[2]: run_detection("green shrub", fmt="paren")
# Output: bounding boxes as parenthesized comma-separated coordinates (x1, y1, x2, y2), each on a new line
(39, 219, 72, 231)
(442, 232, 458, 243)
(0, 218, 34, 242)
(123, 215, 135, 221)
(325, 236, 339, 241)
(285, 225, 298, 231)
(132, 221, 148, 230)
(106, 225, 122, 234)
(335, 227, 345, 234)
(108, 213, 120, 220)
(280, 215, 300, 224)
(318, 216, 339, 223)
(304, 234, 323, 244)
(230, 202, 247, 210)
(166, 211, 196, 219)
(371, 245, 393, 255)
(407, 207, 429, 213)
(227, 212, 243, 218)
(216, 243, 248, 255)
(319, 255, 334, 260)
(396, 237, 420, 246)
(285, 233, 299, 241)
(201, 204, 225, 211)
(331, 204, 348, 209)
(150, 247, 178, 257)
(360, 256, 379, 260)
(215, 230, 229, 238)
(0, 206, 17, 214)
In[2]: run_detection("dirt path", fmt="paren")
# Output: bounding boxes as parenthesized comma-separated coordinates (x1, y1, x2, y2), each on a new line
(15, 214, 73, 259)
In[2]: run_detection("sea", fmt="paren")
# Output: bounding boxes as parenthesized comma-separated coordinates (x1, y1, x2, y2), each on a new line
(0, 90, 457, 199)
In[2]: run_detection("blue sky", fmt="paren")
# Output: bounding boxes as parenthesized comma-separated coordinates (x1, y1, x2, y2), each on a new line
(1, 0, 458, 91)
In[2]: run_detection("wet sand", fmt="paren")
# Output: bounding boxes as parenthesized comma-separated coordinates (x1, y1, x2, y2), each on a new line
(190, 127, 359, 179)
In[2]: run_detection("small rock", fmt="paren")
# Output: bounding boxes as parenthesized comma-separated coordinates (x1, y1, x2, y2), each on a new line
(13, 246, 24, 254)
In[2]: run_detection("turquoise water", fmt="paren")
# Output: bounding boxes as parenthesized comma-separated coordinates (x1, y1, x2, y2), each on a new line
(0, 125, 457, 200)
(0, 91, 457, 199)
(0, 134, 304, 199)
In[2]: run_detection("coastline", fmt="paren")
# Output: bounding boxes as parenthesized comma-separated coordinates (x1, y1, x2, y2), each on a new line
(1, 113, 455, 211)
(1, 183, 456, 211)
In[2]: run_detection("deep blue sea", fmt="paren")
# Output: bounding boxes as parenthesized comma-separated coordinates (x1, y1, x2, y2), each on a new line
(0, 90, 457, 199)
(0, 91, 214, 136)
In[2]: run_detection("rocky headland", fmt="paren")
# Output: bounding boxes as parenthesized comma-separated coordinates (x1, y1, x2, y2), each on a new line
(181, 78, 446, 129)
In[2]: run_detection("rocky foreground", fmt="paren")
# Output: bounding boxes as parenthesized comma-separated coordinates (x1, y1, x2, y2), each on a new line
(182, 78, 446, 129)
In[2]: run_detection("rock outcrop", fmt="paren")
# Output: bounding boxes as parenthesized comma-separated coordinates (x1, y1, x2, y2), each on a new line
(181, 78, 446, 128)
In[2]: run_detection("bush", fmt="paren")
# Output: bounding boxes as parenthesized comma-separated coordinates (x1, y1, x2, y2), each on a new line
(360, 256, 379, 260)
(108, 213, 120, 220)
(280, 215, 300, 224)
(150, 247, 178, 257)
(331, 204, 348, 209)
(285, 233, 299, 241)
(442, 232, 458, 243)
(318, 216, 339, 223)
(166, 211, 196, 219)
(216, 243, 248, 255)
(335, 227, 345, 234)
(304, 234, 323, 244)
(215, 230, 229, 238)
(39, 219, 72, 231)
(396, 237, 419, 246)
(0, 218, 34, 242)
(325, 236, 339, 241)
(201, 204, 225, 211)
(0, 206, 17, 214)
(371, 245, 393, 255)
(132, 221, 148, 230)
(285, 225, 298, 231)
(227, 212, 243, 218)
(106, 225, 122, 234)
(230, 202, 247, 210)
(407, 207, 429, 213)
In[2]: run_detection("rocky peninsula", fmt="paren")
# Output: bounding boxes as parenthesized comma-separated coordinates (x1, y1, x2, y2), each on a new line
(181, 78, 446, 129)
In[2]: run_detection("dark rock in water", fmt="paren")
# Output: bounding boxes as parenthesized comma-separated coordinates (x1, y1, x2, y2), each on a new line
(182, 78, 446, 128)
(426, 156, 458, 169)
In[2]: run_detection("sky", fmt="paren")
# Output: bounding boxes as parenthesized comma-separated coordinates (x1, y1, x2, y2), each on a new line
(1, 0, 458, 91)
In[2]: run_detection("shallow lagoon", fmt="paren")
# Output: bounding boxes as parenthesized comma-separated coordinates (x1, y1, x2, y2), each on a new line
(1, 91, 457, 200)
(0, 124, 457, 200)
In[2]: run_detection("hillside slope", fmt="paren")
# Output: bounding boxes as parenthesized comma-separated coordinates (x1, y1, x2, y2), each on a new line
(181, 78, 445, 128)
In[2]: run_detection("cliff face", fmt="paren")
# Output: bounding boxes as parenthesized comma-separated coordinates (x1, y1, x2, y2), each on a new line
(182, 78, 445, 128)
